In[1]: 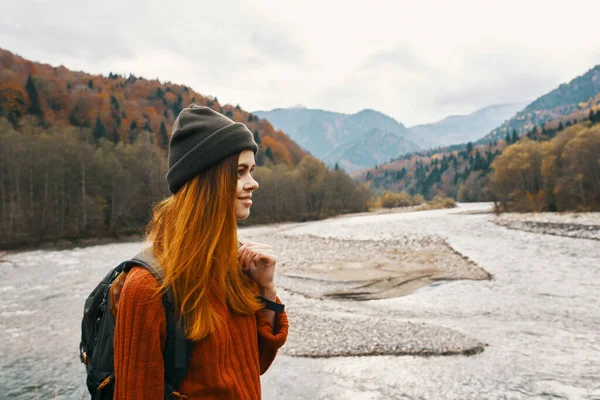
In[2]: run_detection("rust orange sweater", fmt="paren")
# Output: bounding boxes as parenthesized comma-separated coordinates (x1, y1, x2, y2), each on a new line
(114, 267, 289, 400)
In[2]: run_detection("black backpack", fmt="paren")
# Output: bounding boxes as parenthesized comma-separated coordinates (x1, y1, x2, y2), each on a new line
(80, 247, 194, 399)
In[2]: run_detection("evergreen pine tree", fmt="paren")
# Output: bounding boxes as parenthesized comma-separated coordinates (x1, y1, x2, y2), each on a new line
(25, 75, 43, 119)
(93, 115, 107, 142)
(334, 162, 340, 171)
(159, 121, 169, 148)
(87, 79, 94, 89)
(511, 129, 518, 144)
(110, 95, 120, 111)
(129, 120, 139, 143)
(171, 94, 183, 116)
(253, 130, 261, 146)
(265, 147, 273, 161)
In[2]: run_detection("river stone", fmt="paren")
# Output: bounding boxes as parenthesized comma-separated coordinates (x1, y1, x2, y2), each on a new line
(281, 310, 485, 358)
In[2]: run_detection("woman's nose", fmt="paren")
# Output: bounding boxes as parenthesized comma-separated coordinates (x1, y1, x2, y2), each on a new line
(246, 175, 259, 191)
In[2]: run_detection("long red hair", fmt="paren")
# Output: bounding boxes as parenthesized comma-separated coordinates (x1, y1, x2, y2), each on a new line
(145, 152, 262, 341)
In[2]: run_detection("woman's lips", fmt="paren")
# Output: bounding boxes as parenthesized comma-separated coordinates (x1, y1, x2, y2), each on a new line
(238, 198, 252, 206)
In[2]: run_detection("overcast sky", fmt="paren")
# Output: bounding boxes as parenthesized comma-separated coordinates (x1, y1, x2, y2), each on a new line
(2, 0, 600, 126)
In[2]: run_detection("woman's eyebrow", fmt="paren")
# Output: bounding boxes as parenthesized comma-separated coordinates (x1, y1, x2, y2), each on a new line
(237, 164, 255, 169)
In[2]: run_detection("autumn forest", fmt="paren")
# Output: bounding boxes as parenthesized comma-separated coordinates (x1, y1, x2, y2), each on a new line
(1, 48, 599, 249)
(0, 49, 368, 248)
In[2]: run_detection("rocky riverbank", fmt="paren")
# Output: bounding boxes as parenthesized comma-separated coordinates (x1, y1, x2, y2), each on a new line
(1, 203, 599, 399)
(494, 212, 600, 240)
(238, 228, 491, 358)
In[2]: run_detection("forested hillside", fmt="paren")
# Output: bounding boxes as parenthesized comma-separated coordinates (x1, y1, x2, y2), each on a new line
(489, 117, 600, 211)
(479, 65, 600, 143)
(0, 49, 369, 248)
(363, 99, 600, 211)
(0, 48, 305, 165)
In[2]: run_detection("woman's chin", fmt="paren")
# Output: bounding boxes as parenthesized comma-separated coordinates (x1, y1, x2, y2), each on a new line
(236, 209, 251, 220)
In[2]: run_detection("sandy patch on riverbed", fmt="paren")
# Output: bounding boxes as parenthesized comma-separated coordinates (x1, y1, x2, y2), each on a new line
(240, 232, 491, 301)
(239, 226, 491, 358)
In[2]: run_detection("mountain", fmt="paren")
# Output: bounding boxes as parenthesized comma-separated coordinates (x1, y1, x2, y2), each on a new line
(324, 128, 418, 172)
(253, 107, 419, 171)
(0, 47, 307, 166)
(478, 64, 600, 143)
(360, 88, 600, 203)
(409, 102, 528, 148)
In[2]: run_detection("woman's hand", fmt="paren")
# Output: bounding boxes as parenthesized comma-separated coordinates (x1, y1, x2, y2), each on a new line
(238, 242, 277, 299)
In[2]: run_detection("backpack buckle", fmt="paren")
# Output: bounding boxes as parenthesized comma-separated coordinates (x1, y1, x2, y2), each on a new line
(97, 375, 113, 390)
(169, 391, 188, 400)
(81, 351, 88, 365)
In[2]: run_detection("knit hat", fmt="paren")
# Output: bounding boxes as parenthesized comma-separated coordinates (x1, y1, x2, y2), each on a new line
(166, 104, 258, 194)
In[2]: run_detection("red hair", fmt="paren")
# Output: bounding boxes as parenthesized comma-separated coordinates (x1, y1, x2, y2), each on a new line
(146, 152, 262, 341)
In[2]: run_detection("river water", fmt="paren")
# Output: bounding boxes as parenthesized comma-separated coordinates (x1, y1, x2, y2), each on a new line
(1, 203, 599, 399)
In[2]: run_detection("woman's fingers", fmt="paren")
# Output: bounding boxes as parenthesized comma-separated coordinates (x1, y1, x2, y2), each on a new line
(238, 245, 252, 269)
(238, 243, 271, 261)
(239, 243, 261, 269)
(238, 243, 277, 282)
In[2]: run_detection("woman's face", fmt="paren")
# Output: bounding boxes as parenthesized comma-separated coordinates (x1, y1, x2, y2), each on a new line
(235, 150, 259, 220)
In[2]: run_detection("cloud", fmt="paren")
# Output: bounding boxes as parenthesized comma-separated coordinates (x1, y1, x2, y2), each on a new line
(361, 46, 430, 74)
(2, 0, 600, 125)
(249, 24, 305, 65)
(314, 42, 580, 125)
(432, 43, 564, 113)
(0, 3, 132, 63)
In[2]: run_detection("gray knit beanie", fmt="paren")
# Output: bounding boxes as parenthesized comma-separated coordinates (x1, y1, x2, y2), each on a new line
(166, 104, 258, 194)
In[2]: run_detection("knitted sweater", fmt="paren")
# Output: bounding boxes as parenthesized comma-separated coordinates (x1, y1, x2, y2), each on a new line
(114, 267, 289, 400)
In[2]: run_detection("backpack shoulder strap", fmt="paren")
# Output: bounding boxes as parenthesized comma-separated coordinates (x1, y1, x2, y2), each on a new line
(124, 247, 194, 398)
(127, 246, 164, 282)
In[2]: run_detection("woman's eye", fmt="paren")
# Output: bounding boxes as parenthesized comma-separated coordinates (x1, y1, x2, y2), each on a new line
(238, 168, 255, 177)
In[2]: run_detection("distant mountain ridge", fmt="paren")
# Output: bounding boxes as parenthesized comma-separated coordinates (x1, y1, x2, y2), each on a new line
(479, 64, 600, 143)
(410, 102, 528, 148)
(254, 107, 418, 171)
(357, 62, 600, 205)
(324, 128, 417, 172)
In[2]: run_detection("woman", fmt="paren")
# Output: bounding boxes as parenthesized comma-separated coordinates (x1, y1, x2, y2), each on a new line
(113, 104, 288, 399)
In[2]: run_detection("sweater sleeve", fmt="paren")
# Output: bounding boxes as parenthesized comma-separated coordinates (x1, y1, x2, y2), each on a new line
(114, 267, 167, 400)
(256, 297, 289, 374)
